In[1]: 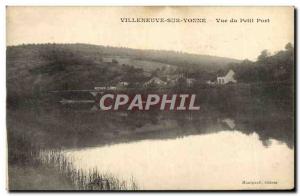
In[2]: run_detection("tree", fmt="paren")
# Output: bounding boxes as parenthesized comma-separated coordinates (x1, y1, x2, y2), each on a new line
(257, 50, 270, 62)
(285, 42, 293, 51)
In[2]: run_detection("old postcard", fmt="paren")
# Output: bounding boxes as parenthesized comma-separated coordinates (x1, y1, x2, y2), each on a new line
(6, 6, 295, 191)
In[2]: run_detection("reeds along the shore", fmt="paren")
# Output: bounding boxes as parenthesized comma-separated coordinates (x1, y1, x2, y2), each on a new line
(38, 150, 138, 190)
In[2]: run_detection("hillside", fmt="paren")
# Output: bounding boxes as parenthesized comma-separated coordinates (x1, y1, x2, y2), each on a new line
(7, 43, 239, 99)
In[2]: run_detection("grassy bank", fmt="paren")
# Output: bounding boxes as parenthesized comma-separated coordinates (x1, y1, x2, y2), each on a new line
(38, 150, 138, 190)
(8, 136, 138, 191)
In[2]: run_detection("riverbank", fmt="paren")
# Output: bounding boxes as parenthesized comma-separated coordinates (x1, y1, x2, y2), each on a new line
(8, 137, 138, 191)
(8, 165, 74, 190)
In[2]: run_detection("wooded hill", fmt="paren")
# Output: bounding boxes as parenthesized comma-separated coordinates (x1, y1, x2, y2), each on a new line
(6, 43, 294, 104)
(7, 43, 239, 99)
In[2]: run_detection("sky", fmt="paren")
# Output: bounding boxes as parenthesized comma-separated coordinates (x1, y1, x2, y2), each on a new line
(6, 6, 294, 60)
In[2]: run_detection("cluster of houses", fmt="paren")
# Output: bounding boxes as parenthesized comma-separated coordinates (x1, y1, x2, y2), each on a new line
(94, 69, 237, 91)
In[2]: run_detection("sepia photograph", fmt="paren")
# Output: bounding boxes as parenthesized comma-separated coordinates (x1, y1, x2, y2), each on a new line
(6, 6, 295, 191)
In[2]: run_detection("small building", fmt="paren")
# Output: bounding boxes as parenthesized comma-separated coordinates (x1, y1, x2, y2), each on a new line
(116, 81, 129, 89)
(221, 118, 236, 129)
(106, 86, 117, 90)
(216, 69, 237, 85)
(186, 78, 196, 87)
(102, 57, 118, 64)
(144, 77, 167, 86)
(94, 86, 117, 90)
(102, 57, 113, 63)
(118, 81, 129, 87)
(94, 86, 106, 90)
(166, 75, 196, 87)
(206, 80, 216, 85)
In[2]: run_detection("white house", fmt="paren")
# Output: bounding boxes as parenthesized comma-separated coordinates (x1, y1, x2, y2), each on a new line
(216, 69, 237, 85)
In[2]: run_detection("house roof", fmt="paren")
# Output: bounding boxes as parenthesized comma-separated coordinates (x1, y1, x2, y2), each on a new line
(217, 69, 235, 77)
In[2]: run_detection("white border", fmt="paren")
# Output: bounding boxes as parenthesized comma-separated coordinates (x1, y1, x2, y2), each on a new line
(0, 0, 298, 6)
(0, 0, 298, 196)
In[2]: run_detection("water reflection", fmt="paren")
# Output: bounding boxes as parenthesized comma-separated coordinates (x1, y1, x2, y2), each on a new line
(7, 89, 294, 190)
(7, 100, 294, 150)
(64, 131, 294, 190)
